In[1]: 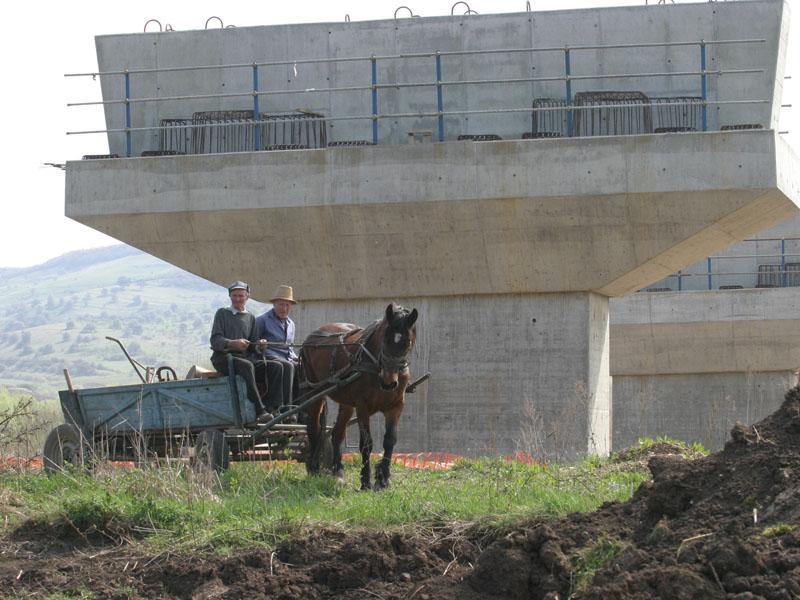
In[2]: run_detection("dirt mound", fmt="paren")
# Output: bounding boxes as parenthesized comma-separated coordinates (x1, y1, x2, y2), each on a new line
(458, 386, 800, 599)
(2, 388, 800, 598)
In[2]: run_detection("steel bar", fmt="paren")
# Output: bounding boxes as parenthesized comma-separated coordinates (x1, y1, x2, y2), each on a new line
(66, 99, 769, 136)
(435, 53, 444, 141)
(371, 57, 378, 144)
(252, 65, 261, 150)
(701, 41, 708, 131)
(124, 72, 132, 157)
(68, 71, 763, 108)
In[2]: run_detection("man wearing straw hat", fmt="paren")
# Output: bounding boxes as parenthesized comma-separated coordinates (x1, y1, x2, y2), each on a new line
(256, 285, 299, 419)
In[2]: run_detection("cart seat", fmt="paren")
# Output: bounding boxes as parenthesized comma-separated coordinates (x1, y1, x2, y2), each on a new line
(186, 365, 224, 380)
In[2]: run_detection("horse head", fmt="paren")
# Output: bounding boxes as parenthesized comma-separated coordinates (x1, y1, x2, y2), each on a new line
(378, 303, 418, 391)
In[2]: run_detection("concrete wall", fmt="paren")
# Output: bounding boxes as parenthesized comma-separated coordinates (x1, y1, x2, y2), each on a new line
(293, 292, 609, 460)
(612, 371, 794, 451)
(93, 0, 787, 157)
(610, 287, 800, 450)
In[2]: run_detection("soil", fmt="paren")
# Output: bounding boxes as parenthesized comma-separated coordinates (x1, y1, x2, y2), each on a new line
(3, 388, 800, 599)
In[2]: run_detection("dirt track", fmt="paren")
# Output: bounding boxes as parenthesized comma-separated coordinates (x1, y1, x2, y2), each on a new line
(3, 388, 800, 599)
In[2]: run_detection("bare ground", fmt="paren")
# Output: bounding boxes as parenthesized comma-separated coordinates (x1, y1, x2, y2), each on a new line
(3, 387, 800, 599)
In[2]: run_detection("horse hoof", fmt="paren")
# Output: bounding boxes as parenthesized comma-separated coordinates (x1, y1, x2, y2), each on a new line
(373, 480, 390, 491)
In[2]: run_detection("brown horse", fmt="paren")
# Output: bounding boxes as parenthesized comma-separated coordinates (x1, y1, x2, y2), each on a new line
(300, 303, 418, 490)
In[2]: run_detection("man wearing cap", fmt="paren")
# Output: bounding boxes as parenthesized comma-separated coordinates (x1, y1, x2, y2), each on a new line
(256, 285, 299, 416)
(210, 281, 272, 423)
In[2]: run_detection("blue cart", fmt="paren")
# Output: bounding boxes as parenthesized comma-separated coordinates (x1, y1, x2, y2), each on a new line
(42, 339, 336, 473)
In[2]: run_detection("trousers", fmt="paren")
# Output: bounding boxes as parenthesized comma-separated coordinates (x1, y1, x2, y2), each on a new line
(211, 355, 267, 410)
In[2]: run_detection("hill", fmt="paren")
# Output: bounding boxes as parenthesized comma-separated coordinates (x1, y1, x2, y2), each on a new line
(0, 245, 268, 400)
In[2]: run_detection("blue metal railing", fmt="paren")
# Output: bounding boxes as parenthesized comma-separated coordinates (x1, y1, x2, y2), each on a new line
(66, 37, 769, 157)
(644, 237, 800, 292)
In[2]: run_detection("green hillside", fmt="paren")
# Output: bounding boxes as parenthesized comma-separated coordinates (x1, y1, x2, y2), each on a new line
(0, 246, 268, 400)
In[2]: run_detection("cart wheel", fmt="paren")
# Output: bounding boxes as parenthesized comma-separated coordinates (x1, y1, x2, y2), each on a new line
(192, 430, 230, 473)
(43, 424, 92, 475)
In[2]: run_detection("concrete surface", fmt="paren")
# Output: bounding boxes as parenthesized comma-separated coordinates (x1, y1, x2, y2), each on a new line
(610, 286, 800, 450)
(65, 130, 800, 301)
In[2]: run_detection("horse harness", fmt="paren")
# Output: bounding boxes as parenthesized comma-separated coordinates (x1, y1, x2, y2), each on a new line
(300, 318, 411, 388)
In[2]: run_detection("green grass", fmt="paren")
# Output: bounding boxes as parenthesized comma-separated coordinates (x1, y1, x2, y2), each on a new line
(762, 523, 797, 538)
(571, 537, 626, 593)
(0, 454, 650, 552)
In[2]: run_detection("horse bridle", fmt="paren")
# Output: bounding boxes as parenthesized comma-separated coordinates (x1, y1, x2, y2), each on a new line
(377, 345, 411, 373)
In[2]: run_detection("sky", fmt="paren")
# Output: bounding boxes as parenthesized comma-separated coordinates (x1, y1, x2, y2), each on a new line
(0, 0, 796, 268)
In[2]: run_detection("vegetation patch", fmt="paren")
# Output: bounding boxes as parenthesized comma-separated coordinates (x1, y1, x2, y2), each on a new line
(762, 523, 797, 538)
(571, 537, 626, 594)
(1, 453, 650, 552)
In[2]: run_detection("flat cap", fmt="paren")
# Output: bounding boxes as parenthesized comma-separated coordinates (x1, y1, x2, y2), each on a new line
(227, 281, 250, 294)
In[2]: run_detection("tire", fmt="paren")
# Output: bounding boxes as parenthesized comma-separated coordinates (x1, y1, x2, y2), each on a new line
(42, 424, 92, 475)
(192, 430, 230, 473)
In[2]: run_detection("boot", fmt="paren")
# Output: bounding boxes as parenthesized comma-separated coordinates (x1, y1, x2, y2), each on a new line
(254, 401, 274, 424)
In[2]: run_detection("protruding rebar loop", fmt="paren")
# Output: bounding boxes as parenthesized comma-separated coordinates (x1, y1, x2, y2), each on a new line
(144, 19, 162, 33)
(394, 6, 415, 19)
(451, 1, 470, 15)
(226, 24, 237, 28)
(205, 16, 223, 29)
(464, 9, 479, 15)
(345, 14, 351, 22)
(165, 24, 174, 32)
(526, 1, 531, 11)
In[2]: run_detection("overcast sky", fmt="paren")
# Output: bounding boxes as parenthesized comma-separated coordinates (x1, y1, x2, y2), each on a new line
(0, 0, 796, 268)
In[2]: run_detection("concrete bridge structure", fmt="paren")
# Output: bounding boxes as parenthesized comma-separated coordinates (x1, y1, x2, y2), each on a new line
(66, 0, 798, 459)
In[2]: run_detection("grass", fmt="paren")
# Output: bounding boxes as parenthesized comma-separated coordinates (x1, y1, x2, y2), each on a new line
(571, 537, 626, 593)
(763, 523, 797, 538)
(0, 454, 651, 552)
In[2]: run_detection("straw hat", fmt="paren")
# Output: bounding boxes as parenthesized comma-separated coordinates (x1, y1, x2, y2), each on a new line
(270, 285, 297, 304)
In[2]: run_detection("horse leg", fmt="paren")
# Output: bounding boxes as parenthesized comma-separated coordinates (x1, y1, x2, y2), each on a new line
(357, 410, 373, 491)
(331, 404, 354, 480)
(305, 398, 324, 475)
(374, 407, 400, 491)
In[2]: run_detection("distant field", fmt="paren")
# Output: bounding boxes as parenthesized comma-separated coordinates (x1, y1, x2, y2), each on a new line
(0, 246, 269, 399)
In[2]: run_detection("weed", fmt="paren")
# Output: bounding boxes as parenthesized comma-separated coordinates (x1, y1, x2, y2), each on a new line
(763, 523, 797, 538)
(646, 518, 671, 545)
(571, 537, 625, 593)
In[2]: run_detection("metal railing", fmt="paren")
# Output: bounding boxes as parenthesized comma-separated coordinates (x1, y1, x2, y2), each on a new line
(66, 37, 769, 157)
(642, 237, 800, 292)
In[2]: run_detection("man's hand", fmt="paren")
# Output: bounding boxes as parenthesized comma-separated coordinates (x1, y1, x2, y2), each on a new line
(227, 338, 250, 352)
(256, 339, 268, 349)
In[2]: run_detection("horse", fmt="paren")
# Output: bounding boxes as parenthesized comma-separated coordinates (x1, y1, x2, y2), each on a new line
(300, 303, 418, 490)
